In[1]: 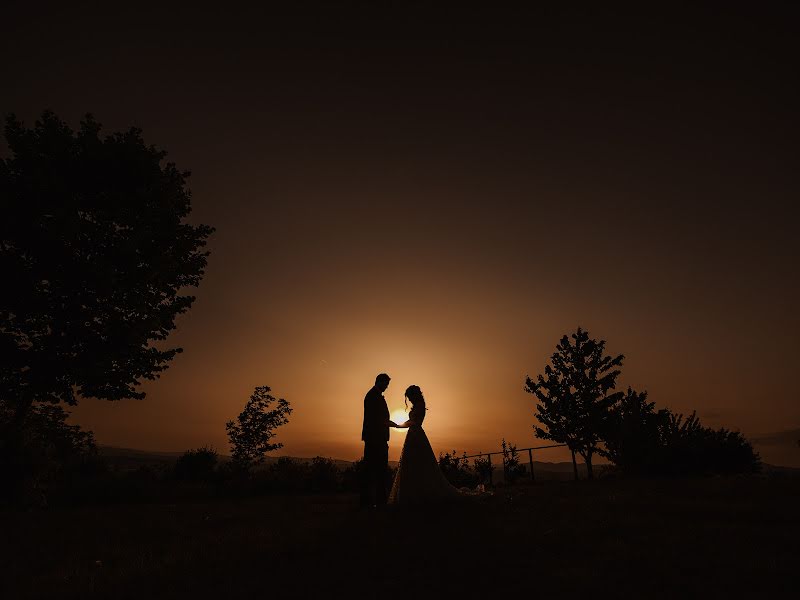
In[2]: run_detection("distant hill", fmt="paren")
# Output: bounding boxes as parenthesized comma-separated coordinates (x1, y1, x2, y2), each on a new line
(98, 446, 593, 477)
(99, 446, 187, 470)
(98, 447, 352, 471)
(761, 463, 800, 477)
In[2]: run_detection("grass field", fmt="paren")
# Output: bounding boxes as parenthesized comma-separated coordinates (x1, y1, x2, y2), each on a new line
(2, 476, 798, 599)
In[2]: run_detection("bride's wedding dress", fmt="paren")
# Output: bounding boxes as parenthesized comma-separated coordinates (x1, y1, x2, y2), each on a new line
(388, 403, 464, 505)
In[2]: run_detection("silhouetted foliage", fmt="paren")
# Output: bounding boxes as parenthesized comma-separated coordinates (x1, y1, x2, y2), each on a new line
(657, 411, 760, 476)
(600, 388, 667, 475)
(525, 327, 624, 479)
(0, 111, 214, 426)
(0, 111, 213, 500)
(226, 386, 292, 469)
(473, 455, 493, 484)
(341, 457, 365, 492)
(174, 446, 218, 481)
(0, 398, 96, 504)
(501, 439, 527, 484)
(264, 457, 306, 492)
(309, 456, 339, 492)
(214, 454, 353, 496)
(345, 457, 397, 494)
(600, 388, 761, 476)
(438, 450, 479, 487)
(249, 456, 342, 494)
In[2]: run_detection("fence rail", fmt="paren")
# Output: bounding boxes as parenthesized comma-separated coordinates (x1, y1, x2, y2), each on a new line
(458, 444, 567, 484)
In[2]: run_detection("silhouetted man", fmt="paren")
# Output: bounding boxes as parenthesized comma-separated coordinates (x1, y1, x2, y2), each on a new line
(360, 373, 399, 508)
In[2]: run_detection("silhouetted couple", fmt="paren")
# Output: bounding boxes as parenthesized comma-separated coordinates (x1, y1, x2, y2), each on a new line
(360, 373, 466, 508)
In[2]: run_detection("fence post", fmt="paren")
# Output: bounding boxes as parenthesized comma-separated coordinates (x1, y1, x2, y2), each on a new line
(528, 448, 535, 482)
(487, 453, 493, 486)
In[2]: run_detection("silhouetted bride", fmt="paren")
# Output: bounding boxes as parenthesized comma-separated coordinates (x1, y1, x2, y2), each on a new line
(389, 385, 474, 505)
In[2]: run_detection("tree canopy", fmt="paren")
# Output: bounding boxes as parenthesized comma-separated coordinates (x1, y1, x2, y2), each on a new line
(601, 390, 761, 476)
(526, 328, 760, 479)
(525, 327, 624, 478)
(0, 111, 214, 416)
(599, 387, 668, 474)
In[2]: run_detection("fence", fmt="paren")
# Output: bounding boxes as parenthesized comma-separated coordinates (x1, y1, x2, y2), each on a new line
(461, 444, 567, 485)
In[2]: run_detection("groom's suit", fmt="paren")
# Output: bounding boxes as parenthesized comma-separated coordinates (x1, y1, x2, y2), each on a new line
(360, 385, 390, 507)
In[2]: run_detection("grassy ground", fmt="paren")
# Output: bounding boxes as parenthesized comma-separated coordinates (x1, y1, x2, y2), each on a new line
(2, 476, 798, 599)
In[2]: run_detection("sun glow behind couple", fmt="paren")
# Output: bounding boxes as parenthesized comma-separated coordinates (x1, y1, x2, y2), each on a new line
(362, 376, 491, 507)
(390, 409, 409, 433)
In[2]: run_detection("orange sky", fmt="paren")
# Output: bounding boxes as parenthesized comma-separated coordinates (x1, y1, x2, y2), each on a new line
(69, 169, 800, 465)
(4, 4, 798, 466)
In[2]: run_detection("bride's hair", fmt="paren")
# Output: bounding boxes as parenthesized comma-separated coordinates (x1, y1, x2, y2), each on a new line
(404, 385, 425, 410)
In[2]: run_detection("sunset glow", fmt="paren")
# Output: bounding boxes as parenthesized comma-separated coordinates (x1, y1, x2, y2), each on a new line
(3, 5, 798, 599)
(391, 409, 409, 432)
(7, 3, 789, 470)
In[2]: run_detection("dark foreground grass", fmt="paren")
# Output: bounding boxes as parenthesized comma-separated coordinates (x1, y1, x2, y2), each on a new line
(2, 476, 798, 599)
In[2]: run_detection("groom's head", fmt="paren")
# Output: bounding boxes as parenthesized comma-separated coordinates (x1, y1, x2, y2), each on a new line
(375, 373, 391, 392)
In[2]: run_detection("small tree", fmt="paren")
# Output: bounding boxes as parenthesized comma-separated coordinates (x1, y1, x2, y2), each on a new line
(525, 327, 624, 479)
(473, 455, 493, 485)
(226, 386, 292, 469)
(501, 439, 527, 484)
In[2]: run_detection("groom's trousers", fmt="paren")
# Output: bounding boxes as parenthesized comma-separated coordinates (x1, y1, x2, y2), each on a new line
(361, 440, 389, 507)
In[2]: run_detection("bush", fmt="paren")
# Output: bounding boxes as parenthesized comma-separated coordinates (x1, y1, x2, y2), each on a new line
(602, 389, 761, 476)
(0, 400, 96, 506)
(601, 389, 666, 476)
(473, 455, 493, 485)
(439, 450, 480, 487)
(341, 458, 364, 492)
(48, 461, 203, 506)
(216, 456, 350, 496)
(656, 412, 761, 476)
(309, 456, 340, 492)
(266, 457, 309, 492)
(174, 446, 218, 481)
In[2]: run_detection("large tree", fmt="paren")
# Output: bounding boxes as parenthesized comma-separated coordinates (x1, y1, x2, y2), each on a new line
(0, 111, 214, 423)
(525, 327, 624, 479)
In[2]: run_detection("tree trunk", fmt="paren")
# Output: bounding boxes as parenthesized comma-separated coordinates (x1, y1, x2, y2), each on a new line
(570, 449, 579, 480)
(585, 452, 594, 480)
